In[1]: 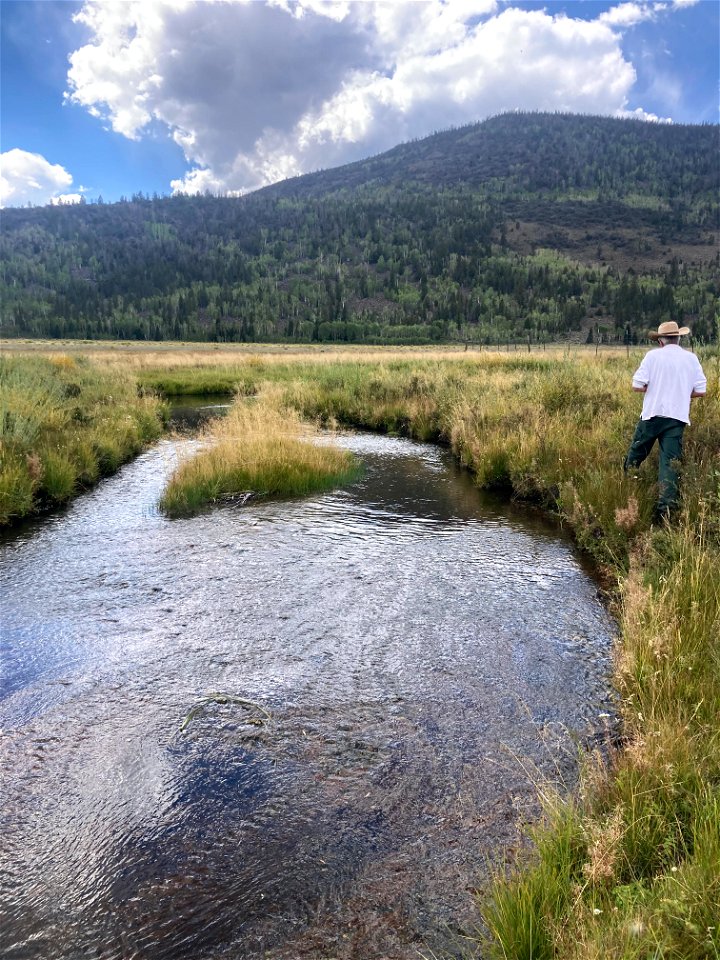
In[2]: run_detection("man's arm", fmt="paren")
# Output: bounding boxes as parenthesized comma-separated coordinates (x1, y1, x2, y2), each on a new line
(632, 354, 650, 393)
(691, 360, 707, 399)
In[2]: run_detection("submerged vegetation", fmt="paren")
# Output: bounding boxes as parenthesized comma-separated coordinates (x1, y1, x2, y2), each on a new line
(159, 398, 360, 517)
(0, 353, 165, 524)
(2, 341, 718, 956)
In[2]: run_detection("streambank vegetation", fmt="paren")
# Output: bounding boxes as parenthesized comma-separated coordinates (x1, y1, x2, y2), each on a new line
(159, 399, 360, 517)
(0, 353, 165, 524)
(2, 342, 718, 957)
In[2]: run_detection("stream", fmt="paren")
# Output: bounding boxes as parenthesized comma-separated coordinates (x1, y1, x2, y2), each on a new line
(0, 406, 615, 959)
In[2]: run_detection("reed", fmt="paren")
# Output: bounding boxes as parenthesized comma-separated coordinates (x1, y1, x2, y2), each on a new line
(158, 398, 360, 516)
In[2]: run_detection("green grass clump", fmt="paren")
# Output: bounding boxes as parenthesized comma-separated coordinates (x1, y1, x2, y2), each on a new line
(40, 450, 77, 503)
(0, 458, 35, 520)
(159, 398, 360, 517)
(138, 364, 257, 397)
(0, 354, 166, 524)
(484, 800, 586, 960)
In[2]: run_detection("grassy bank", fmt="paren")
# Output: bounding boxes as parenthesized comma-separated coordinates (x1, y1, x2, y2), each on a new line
(0, 354, 165, 524)
(482, 514, 719, 959)
(3, 343, 718, 956)
(159, 398, 360, 517)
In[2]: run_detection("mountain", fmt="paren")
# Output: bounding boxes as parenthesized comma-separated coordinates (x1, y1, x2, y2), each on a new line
(1, 112, 718, 345)
(261, 112, 719, 205)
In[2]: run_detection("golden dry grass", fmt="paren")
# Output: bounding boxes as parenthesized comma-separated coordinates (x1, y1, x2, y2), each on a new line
(159, 398, 359, 516)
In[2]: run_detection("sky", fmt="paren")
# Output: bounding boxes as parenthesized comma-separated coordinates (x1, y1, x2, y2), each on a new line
(1, 0, 718, 207)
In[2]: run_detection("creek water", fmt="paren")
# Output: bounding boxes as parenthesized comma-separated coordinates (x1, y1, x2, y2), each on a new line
(0, 405, 615, 960)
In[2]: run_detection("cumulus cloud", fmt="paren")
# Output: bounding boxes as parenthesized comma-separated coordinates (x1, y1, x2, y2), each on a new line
(50, 193, 86, 205)
(0, 148, 81, 207)
(598, 3, 657, 27)
(64, 0, 679, 196)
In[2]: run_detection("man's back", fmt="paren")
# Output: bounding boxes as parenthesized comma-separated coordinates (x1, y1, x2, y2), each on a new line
(632, 344, 706, 423)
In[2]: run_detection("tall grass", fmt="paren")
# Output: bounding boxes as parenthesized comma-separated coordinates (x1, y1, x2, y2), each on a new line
(158, 398, 360, 516)
(0, 354, 165, 524)
(484, 519, 720, 958)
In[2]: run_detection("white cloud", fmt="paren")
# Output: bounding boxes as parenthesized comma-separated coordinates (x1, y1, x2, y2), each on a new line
(600, 0, 698, 28)
(50, 193, 85, 205)
(64, 0, 678, 197)
(619, 105, 672, 122)
(598, 3, 656, 27)
(0, 149, 78, 207)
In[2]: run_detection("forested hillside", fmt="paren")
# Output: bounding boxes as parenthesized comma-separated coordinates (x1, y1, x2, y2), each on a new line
(1, 113, 718, 344)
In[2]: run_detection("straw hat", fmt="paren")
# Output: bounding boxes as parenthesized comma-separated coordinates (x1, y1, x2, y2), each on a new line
(649, 320, 690, 340)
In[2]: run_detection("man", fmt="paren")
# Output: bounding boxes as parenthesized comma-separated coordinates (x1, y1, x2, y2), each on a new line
(624, 320, 707, 521)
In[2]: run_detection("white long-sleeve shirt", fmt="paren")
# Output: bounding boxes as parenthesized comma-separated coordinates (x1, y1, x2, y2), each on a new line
(632, 344, 706, 424)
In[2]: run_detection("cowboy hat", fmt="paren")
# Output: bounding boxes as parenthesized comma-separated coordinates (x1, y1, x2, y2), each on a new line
(649, 320, 691, 340)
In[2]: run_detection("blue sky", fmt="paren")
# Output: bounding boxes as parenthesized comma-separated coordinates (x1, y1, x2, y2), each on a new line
(1, 0, 718, 207)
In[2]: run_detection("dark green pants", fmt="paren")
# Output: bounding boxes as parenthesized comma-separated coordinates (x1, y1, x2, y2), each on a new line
(624, 416, 685, 511)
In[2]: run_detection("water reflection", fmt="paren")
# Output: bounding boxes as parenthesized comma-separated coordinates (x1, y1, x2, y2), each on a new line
(0, 430, 615, 959)
(167, 394, 231, 431)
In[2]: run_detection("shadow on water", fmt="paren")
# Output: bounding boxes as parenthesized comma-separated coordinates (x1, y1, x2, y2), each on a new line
(166, 394, 232, 432)
(0, 418, 616, 959)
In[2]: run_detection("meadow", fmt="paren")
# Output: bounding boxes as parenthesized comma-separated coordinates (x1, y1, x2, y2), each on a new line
(1, 339, 718, 958)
